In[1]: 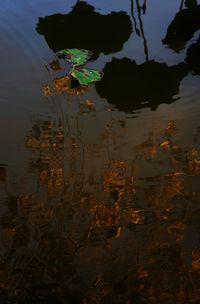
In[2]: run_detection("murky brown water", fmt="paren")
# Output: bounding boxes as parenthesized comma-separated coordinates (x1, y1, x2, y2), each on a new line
(1, 0, 200, 303)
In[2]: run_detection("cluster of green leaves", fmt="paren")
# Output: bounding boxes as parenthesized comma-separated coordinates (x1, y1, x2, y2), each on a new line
(56, 48, 102, 86)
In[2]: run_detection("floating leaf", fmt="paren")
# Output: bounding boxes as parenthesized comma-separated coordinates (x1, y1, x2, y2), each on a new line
(70, 67, 102, 85)
(56, 48, 91, 65)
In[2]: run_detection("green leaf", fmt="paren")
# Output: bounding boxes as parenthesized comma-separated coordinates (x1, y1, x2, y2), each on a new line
(56, 48, 91, 65)
(70, 67, 103, 85)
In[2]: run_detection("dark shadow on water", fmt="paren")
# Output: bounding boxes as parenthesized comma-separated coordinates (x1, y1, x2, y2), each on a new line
(95, 58, 188, 113)
(186, 35, 200, 75)
(36, 1, 132, 60)
(163, 1, 200, 52)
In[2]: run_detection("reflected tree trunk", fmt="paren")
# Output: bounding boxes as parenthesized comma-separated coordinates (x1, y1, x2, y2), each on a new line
(131, 0, 141, 36)
(135, 0, 149, 61)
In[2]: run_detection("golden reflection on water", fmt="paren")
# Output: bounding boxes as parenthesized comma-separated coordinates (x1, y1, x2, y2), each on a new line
(1, 76, 200, 302)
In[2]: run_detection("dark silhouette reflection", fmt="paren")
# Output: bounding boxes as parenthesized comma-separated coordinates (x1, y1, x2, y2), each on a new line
(135, 0, 149, 61)
(36, 1, 132, 59)
(186, 35, 200, 75)
(140, 0, 147, 14)
(185, 0, 198, 9)
(163, 1, 200, 52)
(95, 58, 188, 112)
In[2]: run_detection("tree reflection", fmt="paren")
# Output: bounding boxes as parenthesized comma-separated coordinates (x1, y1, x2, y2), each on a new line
(163, 0, 200, 52)
(36, 1, 132, 60)
(186, 35, 200, 75)
(95, 58, 188, 112)
(2, 1, 200, 303)
(135, 0, 149, 61)
(36, 0, 200, 114)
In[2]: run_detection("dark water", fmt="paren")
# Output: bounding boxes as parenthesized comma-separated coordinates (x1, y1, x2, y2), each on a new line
(1, 0, 200, 303)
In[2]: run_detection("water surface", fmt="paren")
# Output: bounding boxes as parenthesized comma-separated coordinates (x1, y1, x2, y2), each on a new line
(1, 1, 200, 303)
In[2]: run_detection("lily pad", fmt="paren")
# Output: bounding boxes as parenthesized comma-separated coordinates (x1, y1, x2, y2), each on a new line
(56, 48, 91, 65)
(70, 67, 103, 85)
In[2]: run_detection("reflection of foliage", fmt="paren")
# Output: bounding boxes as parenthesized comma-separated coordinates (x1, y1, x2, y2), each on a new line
(163, 0, 200, 77)
(163, 3, 200, 51)
(186, 36, 200, 75)
(96, 58, 188, 112)
(36, 1, 132, 60)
